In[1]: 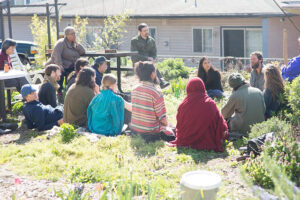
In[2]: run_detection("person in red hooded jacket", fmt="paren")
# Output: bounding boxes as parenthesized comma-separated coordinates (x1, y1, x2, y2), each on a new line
(168, 77, 228, 152)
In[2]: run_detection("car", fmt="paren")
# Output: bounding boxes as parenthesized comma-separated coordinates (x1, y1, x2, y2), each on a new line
(0, 40, 38, 65)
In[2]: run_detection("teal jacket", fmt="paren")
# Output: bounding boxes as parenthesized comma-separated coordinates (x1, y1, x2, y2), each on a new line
(87, 89, 124, 136)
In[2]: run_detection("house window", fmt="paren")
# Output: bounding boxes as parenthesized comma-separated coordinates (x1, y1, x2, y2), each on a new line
(149, 27, 157, 39)
(85, 26, 102, 47)
(223, 28, 262, 58)
(193, 28, 213, 53)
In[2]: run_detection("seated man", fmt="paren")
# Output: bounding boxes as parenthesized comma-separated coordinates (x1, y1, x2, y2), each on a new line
(38, 64, 61, 108)
(21, 84, 64, 131)
(91, 56, 109, 86)
(221, 73, 265, 137)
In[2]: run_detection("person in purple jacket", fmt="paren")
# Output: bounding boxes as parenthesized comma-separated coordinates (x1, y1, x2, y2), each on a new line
(281, 37, 300, 81)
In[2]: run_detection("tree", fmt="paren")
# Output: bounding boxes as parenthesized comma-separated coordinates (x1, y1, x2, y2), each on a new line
(94, 11, 130, 50)
(73, 16, 89, 44)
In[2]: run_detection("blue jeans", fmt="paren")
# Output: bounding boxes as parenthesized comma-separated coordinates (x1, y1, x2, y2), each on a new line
(58, 65, 74, 93)
(207, 89, 224, 98)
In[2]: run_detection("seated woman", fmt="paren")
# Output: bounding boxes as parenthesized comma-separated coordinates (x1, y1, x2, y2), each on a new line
(63, 67, 99, 127)
(0, 39, 28, 92)
(168, 78, 228, 152)
(66, 58, 89, 91)
(263, 64, 285, 119)
(130, 61, 175, 142)
(87, 74, 131, 136)
(197, 57, 224, 98)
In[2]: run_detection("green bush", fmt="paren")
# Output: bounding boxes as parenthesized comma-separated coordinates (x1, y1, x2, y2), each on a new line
(156, 58, 190, 81)
(282, 76, 300, 125)
(59, 123, 77, 143)
(12, 102, 24, 116)
(243, 119, 299, 189)
(248, 117, 291, 139)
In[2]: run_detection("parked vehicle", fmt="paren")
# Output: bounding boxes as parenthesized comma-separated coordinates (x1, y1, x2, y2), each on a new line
(0, 40, 38, 65)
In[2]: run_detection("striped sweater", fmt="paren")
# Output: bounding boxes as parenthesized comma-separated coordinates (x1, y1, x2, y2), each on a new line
(130, 81, 167, 133)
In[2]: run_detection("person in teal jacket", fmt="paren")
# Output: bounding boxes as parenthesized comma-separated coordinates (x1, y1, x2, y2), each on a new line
(87, 74, 131, 136)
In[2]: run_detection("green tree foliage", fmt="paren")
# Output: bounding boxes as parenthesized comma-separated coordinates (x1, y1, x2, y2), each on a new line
(30, 14, 57, 67)
(93, 11, 130, 49)
(73, 16, 89, 44)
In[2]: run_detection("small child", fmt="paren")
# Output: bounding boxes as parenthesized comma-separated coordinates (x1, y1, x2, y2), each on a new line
(130, 61, 175, 142)
(87, 74, 131, 136)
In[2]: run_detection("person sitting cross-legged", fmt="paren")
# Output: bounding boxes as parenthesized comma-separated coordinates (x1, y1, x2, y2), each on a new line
(130, 61, 175, 142)
(91, 56, 110, 87)
(63, 67, 99, 127)
(38, 64, 61, 108)
(21, 84, 64, 131)
(263, 64, 285, 119)
(87, 74, 132, 136)
(221, 73, 265, 138)
(168, 77, 228, 152)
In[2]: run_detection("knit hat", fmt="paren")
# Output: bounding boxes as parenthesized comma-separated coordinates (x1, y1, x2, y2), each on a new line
(228, 73, 245, 89)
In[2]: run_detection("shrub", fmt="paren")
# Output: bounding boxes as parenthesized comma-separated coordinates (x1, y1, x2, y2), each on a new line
(243, 121, 299, 189)
(248, 117, 291, 139)
(282, 76, 300, 125)
(12, 102, 24, 116)
(156, 58, 190, 81)
(59, 123, 77, 143)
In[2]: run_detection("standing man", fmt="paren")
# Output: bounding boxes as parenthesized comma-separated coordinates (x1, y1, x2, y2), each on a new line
(250, 51, 265, 91)
(131, 23, 169, 89)
(46, 26, 86, 98)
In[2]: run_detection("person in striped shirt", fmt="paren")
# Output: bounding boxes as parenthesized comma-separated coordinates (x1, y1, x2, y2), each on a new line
(130, 61, 175, 142)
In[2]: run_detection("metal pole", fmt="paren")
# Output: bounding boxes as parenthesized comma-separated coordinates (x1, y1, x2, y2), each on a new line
(46, 3, 51, 49)
(54, 0, 60, 40)
(7, 0, 12, 38)
(0, 2, 5, 41)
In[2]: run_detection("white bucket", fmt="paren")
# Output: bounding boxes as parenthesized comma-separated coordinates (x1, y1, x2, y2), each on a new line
(180, 170, 221, 200)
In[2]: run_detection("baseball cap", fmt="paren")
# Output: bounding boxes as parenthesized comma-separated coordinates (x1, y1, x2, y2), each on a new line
(94, 56, 110, 65)
(21, 84, 36, 98)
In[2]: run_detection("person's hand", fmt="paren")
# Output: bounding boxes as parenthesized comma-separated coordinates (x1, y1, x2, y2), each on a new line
(58, 119, 64, 125)
(94, 84, 100, 94)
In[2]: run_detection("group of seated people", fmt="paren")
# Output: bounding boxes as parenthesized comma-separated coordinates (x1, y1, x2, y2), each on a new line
(1, 29, 299, 152)
(19, 50, 292, 152)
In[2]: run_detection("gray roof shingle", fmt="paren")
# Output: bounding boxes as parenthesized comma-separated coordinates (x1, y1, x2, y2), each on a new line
(6, 0, 287, 18)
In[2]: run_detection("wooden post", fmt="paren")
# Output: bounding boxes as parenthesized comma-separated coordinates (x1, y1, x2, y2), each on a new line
(283, 29, 288, 66)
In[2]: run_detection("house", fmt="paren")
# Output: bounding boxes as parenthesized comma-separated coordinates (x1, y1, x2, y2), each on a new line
(1, 0, 300, 67)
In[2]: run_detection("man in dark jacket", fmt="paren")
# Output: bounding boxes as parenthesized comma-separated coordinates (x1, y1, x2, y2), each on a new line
(21, 84, 63, 131)
(131, 23, 169, 89)
(38, 64, 61, 108)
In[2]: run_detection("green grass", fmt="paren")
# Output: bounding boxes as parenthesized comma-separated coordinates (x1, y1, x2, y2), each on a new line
(0, 77, 254, 199)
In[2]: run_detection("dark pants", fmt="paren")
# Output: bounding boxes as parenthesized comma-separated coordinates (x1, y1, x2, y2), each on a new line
(207, 89, 224, 99)
(58, 65, 74, 93)
(4, 77, 29, 92)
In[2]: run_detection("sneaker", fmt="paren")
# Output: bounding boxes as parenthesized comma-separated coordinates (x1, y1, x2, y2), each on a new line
(159, 79, 170, 89)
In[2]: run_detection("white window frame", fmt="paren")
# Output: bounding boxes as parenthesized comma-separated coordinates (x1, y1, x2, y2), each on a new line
(221, 27, 262, 57)
(192, 27, 213, 53)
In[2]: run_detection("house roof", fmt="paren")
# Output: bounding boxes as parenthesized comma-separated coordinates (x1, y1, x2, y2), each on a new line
(5, 0, 290, 18)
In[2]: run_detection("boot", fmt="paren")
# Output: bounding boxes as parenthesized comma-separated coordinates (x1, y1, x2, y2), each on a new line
(159, 78, 170, 89)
